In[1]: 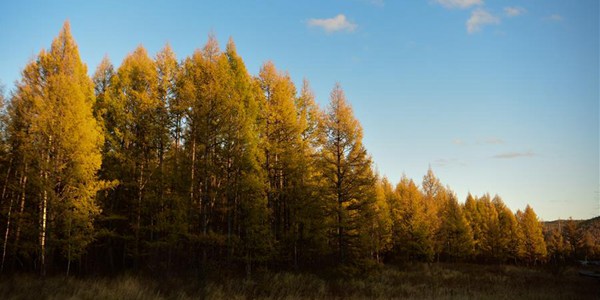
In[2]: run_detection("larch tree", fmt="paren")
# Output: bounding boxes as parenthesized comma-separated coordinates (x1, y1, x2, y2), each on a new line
(438, 191, 473, 261)
(177, 36, 273, 273)
(225, 38, 272, 272)
(0, 20, 565, 275)
(422, 167, 443, 201)
(463, 193, 482, 260)
(92, 56, 114, 123)
(6, 21, 104, 275)
(319, 83, 376, 263)
(467, 194, 500, 261)
(92, 56, 129, 272)
(492, 195, 523, 262)
(296, 79, 324, 150)
(0, 82, 13, 273)
(257, 61, 303, 259)
(545, 226, 569, 263)
(421, 168, 447, 260)
(383, 176, 401, 258)
(563, 218, 579, 258)
(394, 176, 435, 261)
(517, 205, 547, 264)
(365, 176, 393, 263)
(286, 79, 328, 267)
(577, 230, 600, 260)
(480, 194, 502, 261)
(104, 45, 163, 269)
(179, 36, 239, 262)
(149, 43, 187, 268)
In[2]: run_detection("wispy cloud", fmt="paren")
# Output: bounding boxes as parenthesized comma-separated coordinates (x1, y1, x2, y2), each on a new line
(307, 14, 357, 33)
(458, 137, 505, 145)
(545, 14, 564, 22)
(434, 158, 467, 167)
(453, 138, 466, 146)
(435, 0, 483, 9)
(492, 151, 535, 159)
(467, 8, 500, 34)
(504, 6, 526, 17)
(483, 137, 504, 145)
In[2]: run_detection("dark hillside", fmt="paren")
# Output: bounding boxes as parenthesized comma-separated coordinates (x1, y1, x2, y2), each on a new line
(544, 216, 600, 261)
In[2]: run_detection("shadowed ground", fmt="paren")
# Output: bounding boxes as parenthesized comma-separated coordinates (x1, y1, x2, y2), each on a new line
(1, 263, 598, 299)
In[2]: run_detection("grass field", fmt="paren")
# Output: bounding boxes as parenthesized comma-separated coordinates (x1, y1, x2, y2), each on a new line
(0, 263, 598, 299)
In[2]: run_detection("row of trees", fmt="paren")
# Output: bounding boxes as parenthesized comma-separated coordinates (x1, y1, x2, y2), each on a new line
(0, 22, 559, 276)
(544, 217, 600, 263)
(380, 173, 548, 265)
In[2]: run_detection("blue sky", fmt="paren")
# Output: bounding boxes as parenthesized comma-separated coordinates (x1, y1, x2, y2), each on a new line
(0, 0, 598, 220)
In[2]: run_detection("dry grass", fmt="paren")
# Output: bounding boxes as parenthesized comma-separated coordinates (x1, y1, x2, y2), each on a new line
(0, 263, 598, 299)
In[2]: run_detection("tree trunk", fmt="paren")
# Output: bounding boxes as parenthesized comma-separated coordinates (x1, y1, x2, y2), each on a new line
(246, 251, 252, 278)
(190, 138, 196, 213)
(12, 165, 27, 269)
(40, 136, 51, 277)
(338, 199, 343, 264)
(1, 161, 13, 273)
(294, 225, 298, 269)
(40, 189, 48, 276)
(336, 130, 344, 264)
(174, 115, 181, 169)
(66, 212, 72, 276)
(0, 191, 13, 273)
(135, 162, 144, 269)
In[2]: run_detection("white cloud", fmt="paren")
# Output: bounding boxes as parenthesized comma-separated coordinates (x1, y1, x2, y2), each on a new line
(453, 139, 466, 145)
(467, 8, 500, 34)
(483, 137, 504, 145)
(492, 151, 535, 159)
(307, 14, 357, 33)
(435, 0, 483, 9)
(457, 137, 505, 145)
(504, 6, 526, 17)
(546, 14, 563, 21)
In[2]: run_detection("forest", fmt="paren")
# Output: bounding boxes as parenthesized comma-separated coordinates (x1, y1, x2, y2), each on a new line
(0, 22, 598, 282)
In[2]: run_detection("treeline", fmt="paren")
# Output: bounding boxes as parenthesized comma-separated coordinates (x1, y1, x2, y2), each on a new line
(544, 217, 600, 263)
(0, 22, 582, 277)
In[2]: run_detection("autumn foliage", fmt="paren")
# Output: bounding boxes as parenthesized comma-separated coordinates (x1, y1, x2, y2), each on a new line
(0, 22, 594, 277)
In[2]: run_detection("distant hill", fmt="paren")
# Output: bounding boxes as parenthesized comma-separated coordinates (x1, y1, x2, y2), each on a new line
(543, 218, 582, 231)
(543, 216, 600, 260)
(578, 216, 600, 228)
(578, 216, 600, 238)
(543, 216, 600, 231)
